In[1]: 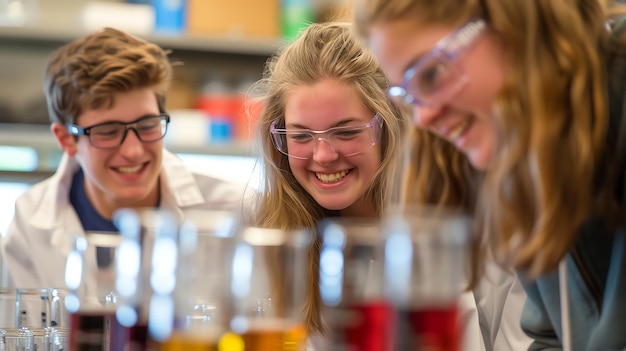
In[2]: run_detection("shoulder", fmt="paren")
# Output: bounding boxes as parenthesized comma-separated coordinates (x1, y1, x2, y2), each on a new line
(159, 149, 257, 213)
(186, 173, 254, 217)
(9, 175, 76, 239)
(191, 171, 248, 201)
(5, 179, 57, 247)
(13, 177, 57, 213)
(14, 153, 78, 211)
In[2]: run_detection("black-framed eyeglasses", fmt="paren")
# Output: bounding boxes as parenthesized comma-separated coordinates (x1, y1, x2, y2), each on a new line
(67, 113, 170, 149)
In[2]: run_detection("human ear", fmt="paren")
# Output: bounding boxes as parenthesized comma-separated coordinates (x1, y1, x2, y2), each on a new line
(51, 122, 78, 157)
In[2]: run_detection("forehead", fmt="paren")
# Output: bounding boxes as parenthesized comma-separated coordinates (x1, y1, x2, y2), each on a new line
(283, 79, 372, 128)
(78, 88, 159, 125)
(368, 19, 458, 84)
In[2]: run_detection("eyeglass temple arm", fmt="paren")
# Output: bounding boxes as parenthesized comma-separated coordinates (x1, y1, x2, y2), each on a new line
(67, 124, 86, 135)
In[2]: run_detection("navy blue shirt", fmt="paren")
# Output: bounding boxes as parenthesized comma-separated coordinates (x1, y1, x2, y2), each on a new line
(69, 169, 117, 233)
(69, 169, 117, 268)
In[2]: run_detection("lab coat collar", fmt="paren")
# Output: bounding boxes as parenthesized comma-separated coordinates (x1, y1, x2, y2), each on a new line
(36, 149, 206, 255)
(160, 149, 205, 208)
(37, 153, 80, 229)
(37, 155, 84, 257)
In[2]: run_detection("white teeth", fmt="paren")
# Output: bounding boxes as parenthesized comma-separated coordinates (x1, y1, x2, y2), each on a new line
(449, 120, 471, 140)
(117, 165, 143, 174)
(316, 170, 348, 183)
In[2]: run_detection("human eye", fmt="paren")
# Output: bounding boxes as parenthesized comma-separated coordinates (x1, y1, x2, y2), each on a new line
(414, 60, 448, 95)
(287, 131, 313, 143)
(333, 127, 363, 140)
(91, 123, 122, 139)
(138, 116, 161, 128)
(137, 117, 162, 133)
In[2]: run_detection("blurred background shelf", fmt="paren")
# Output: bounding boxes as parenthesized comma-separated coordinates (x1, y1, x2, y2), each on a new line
(0, 0, 354, 234)
(0, 25, 285, 56)
(0, 24, 275, 125)
(0, 0, 352, 130)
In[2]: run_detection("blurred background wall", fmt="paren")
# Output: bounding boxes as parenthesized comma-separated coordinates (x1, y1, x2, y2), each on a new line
(0, 0, 352, 233)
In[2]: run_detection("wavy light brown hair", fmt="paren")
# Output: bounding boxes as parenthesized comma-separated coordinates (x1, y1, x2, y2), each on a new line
(355, 0, 623, 277)
(402, 127, 483, 286)
(403, 128, 478, 211)
(44, 27, 172, 126)
(252, 22, 408, 333)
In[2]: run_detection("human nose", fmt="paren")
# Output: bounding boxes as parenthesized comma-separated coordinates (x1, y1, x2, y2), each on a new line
(117, 128, 144, 157)
(413, 104, 443, 129)
(312, 138, 339, 164)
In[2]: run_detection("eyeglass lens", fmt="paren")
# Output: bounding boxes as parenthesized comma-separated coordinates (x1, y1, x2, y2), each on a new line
(390, 19, 486, 107)
(276, 124, 378, 159)
(392, 56, 465, 108)
(89, 116, 168, 148)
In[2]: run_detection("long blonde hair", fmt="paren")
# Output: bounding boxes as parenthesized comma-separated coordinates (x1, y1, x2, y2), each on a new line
(355, 0, 621, 277)
(252, 22, 408, 332)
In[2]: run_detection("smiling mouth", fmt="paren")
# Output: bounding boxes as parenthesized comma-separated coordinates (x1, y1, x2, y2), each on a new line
(448, 119, 472, 141)
(115, 164, 144, 174)
(316, 170, 349, 183)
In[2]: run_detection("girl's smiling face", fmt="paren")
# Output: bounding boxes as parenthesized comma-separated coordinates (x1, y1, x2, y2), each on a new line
(284, 79, 382, 217)
(369, 18, 507, 170)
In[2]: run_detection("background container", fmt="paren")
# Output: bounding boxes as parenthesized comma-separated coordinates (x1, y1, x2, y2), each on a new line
(153, 0, 186, 34)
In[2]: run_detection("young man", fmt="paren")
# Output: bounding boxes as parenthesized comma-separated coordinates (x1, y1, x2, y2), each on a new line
(1, 28, 245, 288)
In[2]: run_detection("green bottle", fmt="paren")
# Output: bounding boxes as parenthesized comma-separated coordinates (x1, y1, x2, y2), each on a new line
(281, 0, 315, 41)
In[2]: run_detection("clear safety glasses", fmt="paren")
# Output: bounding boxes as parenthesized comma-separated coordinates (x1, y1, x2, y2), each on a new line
(387, 18, 486, 108)
(270, 115, 383, 160)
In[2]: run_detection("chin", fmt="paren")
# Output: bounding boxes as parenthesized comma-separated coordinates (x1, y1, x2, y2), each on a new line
(316, 199, 348, 212)
(115, 188, 153, 203)
(468, 155, 489, 171)
(319, 204, 343, 212)
(469, 158, 489, 170)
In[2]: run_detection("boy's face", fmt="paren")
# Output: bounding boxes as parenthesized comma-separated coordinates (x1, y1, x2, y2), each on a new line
(53, 88, 164, 219)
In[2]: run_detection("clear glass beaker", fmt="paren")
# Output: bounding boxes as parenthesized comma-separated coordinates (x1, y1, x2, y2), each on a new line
(0, 288, 17, 328)
(49, 288, 70, 328)
(153, 209, 237, 349)
(30, 327, 56, 351)
(224, 225, 311, 351)
(383, 206, 471, 351)
(16, 288, 50, 328)
(318, 218, 394, 351)
(64, 232, 122, 351)
(0, 327, 35, 350)
(50, 327, 69, 351)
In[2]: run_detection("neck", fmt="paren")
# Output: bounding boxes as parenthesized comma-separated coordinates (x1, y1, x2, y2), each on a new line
(339, 197, 378, 218)
(84, 179, 161, 220)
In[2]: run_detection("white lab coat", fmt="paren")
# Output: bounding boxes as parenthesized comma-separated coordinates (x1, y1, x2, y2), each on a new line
(1, 149, 247, 290)
(461, 260, 532, 351)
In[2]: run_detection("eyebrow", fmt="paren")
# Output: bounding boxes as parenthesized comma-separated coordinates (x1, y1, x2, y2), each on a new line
(85, 113, 161, 127)
(396, 27, 454, 84)
(287, 117, 363, 130)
